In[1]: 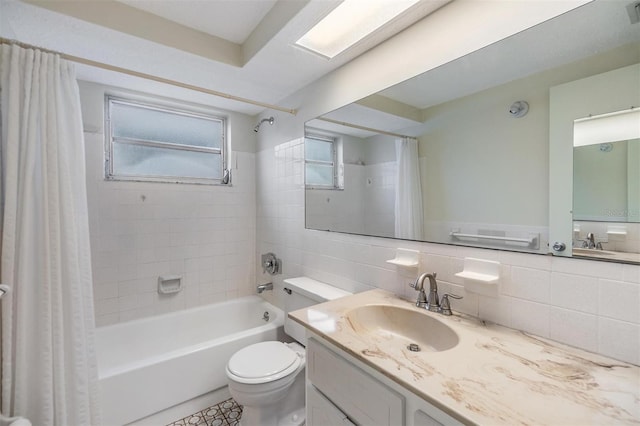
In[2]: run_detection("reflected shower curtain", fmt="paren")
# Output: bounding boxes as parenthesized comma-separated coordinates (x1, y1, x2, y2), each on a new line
(395, 137, 424, 240)
(0, 44, 100, 425)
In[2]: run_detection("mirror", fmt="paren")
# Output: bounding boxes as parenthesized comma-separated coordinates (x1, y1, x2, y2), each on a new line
(304, 0, 640, 261)
(570, 106, 640, 263)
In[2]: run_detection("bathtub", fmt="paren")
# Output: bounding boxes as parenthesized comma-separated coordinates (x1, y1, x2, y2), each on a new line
(96, 296, 284, 425)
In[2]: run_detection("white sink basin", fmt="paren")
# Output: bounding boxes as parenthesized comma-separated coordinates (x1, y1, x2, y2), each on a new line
(345, 304, 459, 352)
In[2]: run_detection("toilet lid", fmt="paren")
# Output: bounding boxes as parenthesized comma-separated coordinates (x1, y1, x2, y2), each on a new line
(227, 342, 300, 383)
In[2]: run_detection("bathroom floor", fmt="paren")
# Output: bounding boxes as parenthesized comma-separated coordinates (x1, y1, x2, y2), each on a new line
(166, 398, 243, 426)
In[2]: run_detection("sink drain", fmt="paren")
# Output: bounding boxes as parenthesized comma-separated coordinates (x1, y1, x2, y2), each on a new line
(407, 343, 421, 352)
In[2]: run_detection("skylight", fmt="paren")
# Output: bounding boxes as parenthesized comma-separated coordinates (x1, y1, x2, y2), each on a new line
(295, 0, 421, 59)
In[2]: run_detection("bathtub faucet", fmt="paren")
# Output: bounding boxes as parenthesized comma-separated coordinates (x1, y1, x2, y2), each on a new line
(257, 283, 273, 294)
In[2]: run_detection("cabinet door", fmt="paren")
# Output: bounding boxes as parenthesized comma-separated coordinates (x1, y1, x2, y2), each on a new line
(307, 338, 404, 425)
(307, 384, 355, 426)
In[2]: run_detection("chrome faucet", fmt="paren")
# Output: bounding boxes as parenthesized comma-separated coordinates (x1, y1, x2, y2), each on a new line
(581, 233, 604, 250)
(410, 272, 463, 315)
(256, 282, 273, 294)
(584, 232, 596, 249)
(410, 272, 440, 311)
(410, 273, 429, 308)
(425, 273, 440, 312)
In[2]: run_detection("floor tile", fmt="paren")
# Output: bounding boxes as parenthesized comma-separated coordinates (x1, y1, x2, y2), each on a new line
(166, 398, 242, 426)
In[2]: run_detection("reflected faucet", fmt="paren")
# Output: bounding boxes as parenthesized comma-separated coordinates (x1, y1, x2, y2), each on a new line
(584, 233, 596, 249)
(581, 233, 603, 250)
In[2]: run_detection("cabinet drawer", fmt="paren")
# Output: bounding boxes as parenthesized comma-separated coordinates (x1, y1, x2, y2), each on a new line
(307, 338, 404, 425)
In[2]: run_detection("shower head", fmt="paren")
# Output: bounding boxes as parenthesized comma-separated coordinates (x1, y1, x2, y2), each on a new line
(254, 116, 275, 132)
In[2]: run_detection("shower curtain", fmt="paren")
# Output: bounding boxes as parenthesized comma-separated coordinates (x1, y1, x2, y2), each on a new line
(0, 44, 100, 425)
(395, 137, 424, 240)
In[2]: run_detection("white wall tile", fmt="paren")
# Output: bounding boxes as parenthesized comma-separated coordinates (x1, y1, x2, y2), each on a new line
(251, 137, 640, 365)
(598, 318, 640, 365)
(552, 257, 624, 281)
(87, 121, 257, 324)
(509, 299, 550, 338)
(477, 295, 511, 326)
(550, 272, 598, 314)
(549, 307, 598, 352)
(503, 267, 550, 303)
(598, 279, 640, 323)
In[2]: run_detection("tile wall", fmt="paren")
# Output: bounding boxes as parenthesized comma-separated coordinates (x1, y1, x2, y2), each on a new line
(85, 131, 257, 326)
(304, 162, 395, 238)
(257, 138, 640, 366)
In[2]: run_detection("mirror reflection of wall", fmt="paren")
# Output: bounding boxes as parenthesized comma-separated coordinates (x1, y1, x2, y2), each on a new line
(550, 63, 640, 261)
(305, 1, 640, 261)
(304, 131, 396, 238)
(573, 139, 640, 223)
(571, 106, 640, 259)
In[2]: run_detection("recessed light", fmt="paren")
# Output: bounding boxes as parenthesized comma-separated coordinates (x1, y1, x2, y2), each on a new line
(296, 0, 420, 59)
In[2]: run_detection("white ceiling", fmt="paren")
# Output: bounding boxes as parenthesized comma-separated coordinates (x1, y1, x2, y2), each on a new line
(117, 0, 278, 44)
(319, 0, 640, 138)
(0, 0, 449, 115)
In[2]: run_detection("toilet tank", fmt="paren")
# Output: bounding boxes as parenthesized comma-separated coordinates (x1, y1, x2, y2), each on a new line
(283, 277, 352, 345)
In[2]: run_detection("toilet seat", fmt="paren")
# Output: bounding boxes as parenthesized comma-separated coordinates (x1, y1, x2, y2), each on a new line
(227, 341, 302, 384)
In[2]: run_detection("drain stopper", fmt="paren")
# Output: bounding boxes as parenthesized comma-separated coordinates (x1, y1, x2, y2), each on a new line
(407, 343, 421, 352)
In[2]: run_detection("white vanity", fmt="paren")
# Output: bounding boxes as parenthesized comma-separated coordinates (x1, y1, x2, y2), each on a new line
(290, 290, 640, 425)
(306, 336, 462, 425)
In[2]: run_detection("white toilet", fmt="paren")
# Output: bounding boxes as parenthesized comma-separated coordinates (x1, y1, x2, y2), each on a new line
(226, 277, 351, 426)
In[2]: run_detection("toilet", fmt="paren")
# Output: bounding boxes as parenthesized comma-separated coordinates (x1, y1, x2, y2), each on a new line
(226, 277, 351, 426)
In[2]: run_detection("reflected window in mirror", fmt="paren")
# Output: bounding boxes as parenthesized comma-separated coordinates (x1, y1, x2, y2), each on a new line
(305, 133, 344, 189)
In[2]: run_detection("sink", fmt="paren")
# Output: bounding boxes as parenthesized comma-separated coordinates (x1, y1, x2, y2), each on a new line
(573, 248, 617, 256)
(345, 304, 459, 352)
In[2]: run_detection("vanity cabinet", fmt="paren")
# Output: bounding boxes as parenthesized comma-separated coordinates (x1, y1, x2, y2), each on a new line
(307, 337, 404, 425)
(306, 336, 463, 426)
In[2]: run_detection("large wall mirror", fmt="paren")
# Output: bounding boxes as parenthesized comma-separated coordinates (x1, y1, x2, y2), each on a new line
(304, 0, 640, 263)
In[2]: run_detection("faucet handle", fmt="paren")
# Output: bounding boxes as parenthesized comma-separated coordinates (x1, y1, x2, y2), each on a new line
(410, 273, 427, 291)
(439, 293, 463, 316)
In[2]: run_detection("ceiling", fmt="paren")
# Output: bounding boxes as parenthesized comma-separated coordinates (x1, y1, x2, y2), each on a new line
(309, 0, 640, 138)
(117, 0, 279, 44)
(0, 0, 448, 115)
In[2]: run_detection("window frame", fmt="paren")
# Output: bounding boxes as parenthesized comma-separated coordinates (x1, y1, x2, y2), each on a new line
(104, 95, 229, 185)
(304, 133, 343, 190)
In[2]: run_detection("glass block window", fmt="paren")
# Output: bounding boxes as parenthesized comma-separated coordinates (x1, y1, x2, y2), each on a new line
(305, 134, 341, 188)
(105, 96, 227, 184)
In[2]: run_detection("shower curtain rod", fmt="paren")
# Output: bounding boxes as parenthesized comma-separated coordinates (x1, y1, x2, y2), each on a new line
(0, 37, 297, 115)
(316, 117, 412, 139)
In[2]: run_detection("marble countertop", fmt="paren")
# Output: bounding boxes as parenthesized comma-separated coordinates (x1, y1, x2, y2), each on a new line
(572, 248, 640, 263)
(289, 289, 640, 425)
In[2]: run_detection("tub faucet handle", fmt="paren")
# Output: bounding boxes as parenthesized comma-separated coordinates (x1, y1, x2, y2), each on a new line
(261, 253, 281, 275)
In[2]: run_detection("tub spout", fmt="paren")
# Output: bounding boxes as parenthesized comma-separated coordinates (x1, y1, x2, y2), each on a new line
(257, 283, 273, 294)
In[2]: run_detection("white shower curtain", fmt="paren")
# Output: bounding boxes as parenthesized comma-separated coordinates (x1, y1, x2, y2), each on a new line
(0, 44, 100, 425)
(395, 137, 424, 240)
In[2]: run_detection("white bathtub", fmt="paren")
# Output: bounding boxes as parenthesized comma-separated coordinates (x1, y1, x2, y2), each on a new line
(96, 296, 284, 425)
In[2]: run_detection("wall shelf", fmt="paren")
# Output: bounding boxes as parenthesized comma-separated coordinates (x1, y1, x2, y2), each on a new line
(455, 257, 500, 296)
(386, 248, 419, 268)
(606, 225, 627, 237)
